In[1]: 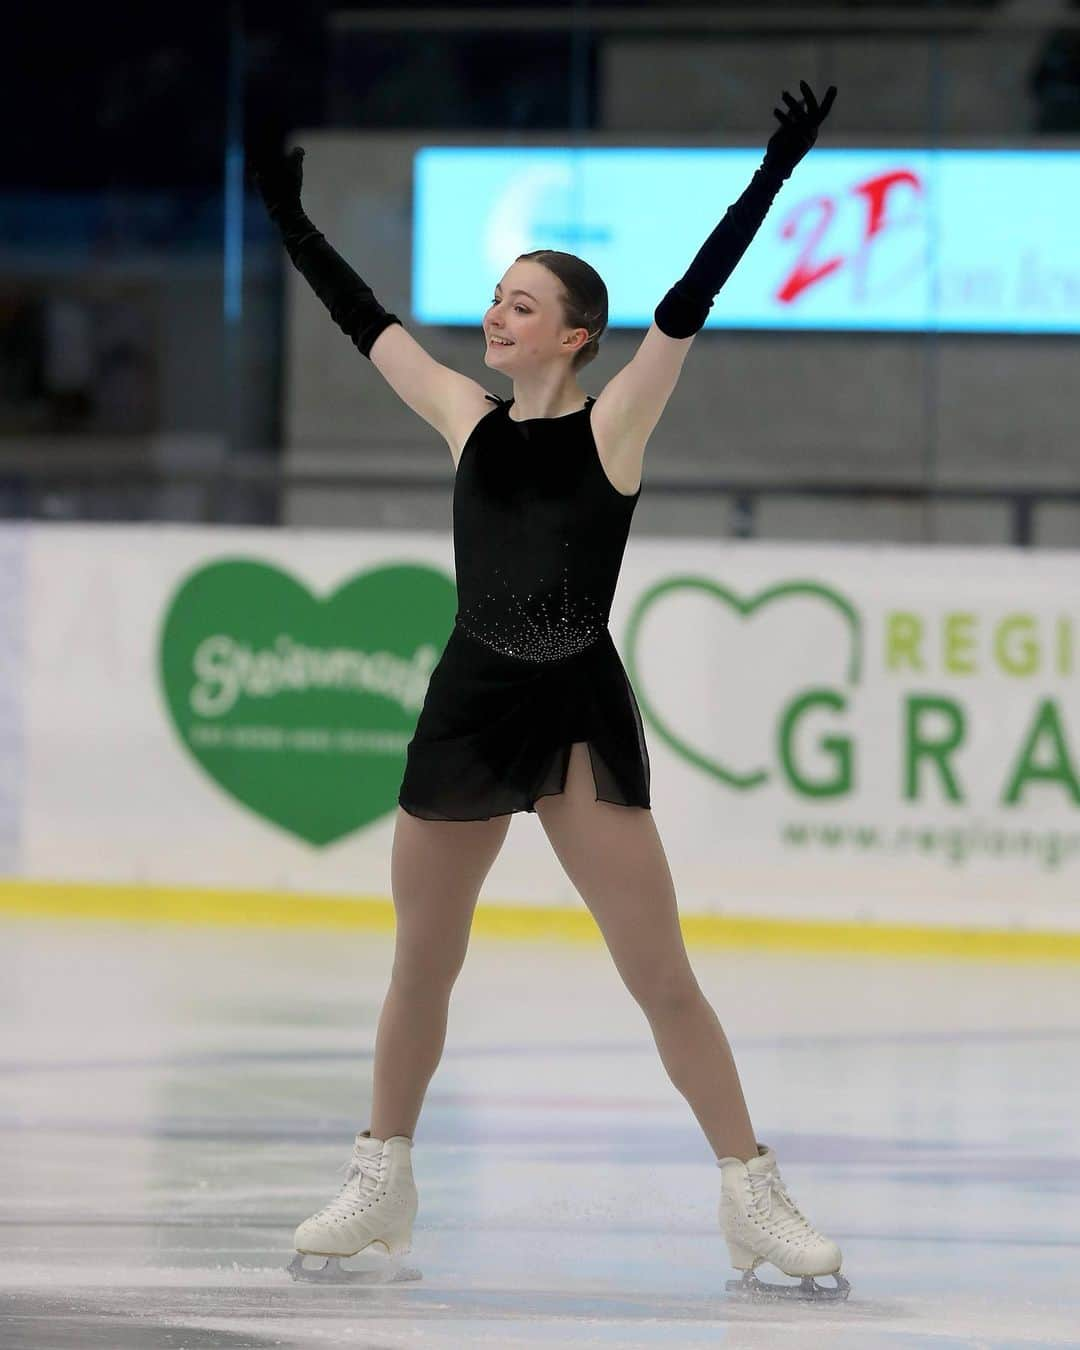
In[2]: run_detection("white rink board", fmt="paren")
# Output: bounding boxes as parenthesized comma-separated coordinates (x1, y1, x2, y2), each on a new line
(11, 521, 1080, 930)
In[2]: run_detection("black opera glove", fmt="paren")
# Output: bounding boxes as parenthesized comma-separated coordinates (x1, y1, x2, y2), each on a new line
(249, 144, 402, 360)
(654, 79, 838, 340)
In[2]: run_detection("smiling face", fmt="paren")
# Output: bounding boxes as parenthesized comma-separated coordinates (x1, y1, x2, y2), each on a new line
(483, 261, 589, 369)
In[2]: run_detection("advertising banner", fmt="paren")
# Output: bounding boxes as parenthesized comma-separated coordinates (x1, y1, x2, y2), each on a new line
(12, 523, 1080, 930)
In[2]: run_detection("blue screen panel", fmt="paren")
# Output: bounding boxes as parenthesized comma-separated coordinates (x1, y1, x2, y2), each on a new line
(412, 147, 1080, 334)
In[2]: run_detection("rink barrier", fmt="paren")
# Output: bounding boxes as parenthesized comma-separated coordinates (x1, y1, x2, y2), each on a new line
(2, 879, 1080, 963)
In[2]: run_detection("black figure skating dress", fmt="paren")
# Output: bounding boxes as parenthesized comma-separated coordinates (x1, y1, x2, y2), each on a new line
(398, 392, 651, 821)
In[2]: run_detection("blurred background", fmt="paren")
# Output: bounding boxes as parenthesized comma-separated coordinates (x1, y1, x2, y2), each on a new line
(6, 0, 1080, 545)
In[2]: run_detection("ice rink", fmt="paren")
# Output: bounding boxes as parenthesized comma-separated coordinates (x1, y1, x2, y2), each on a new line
(2, 913, 1079, 1349)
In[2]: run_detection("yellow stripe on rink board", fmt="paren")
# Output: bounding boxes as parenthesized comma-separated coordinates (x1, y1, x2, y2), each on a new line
(0, 879, 397, 934)
(1, 878, 1079, 963)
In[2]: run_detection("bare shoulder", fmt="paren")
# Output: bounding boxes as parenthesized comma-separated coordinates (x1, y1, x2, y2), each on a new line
(443, 380, 503, 468)
(365, 326, 498, 467)
(589, 324, 695, 496)
(589, 389, 644, 497)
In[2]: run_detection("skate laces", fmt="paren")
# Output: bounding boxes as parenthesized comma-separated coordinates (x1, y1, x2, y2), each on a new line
(747, 1166, 824, 1245)
(313, 1148, 384, 1223)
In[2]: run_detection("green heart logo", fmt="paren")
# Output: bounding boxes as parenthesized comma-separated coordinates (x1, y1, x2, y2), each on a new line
(158, 558, 456, 844)
(624, 577, 862, 790)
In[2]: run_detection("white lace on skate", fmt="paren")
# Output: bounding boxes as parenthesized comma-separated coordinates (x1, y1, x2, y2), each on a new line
(308, 1150, 383, 1227)
(747, 1165, 826, 1248)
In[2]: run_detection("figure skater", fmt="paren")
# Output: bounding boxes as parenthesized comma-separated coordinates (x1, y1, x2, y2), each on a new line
(252, 78, 846, 1302)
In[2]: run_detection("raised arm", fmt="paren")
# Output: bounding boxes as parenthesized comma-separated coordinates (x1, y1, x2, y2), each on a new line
(654, 80, 837, 341)
(250, 144, 477, 446)
(595, 80, 837, 456)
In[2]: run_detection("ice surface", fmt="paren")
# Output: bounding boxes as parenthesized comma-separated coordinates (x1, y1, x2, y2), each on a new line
(2, 916, 1079, 1349)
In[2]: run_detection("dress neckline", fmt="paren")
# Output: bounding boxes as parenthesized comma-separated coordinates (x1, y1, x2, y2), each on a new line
(485, 394, 595, 424)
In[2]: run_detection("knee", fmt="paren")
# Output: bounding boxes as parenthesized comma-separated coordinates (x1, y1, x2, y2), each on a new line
(630, 963, 703, 1019)
(391, 945, 466, 991)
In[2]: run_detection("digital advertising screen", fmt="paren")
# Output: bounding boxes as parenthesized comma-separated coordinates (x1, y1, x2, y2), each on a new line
(413, 146, 1077, 334)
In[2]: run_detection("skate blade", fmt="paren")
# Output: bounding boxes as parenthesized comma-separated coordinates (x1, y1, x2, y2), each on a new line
(287, 1251, 422, 1285)
(725, 1269, 850, 1303)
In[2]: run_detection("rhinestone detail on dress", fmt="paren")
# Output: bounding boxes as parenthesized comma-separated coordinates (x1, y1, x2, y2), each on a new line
(456, 561, 606, 663)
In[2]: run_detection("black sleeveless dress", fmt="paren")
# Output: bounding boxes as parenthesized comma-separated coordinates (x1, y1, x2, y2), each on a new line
(398, 392, 651, 821)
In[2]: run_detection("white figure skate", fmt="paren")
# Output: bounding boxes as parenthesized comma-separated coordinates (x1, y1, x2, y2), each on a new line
(717, 1142, 850, 1303)
(288, 1130, 421, 1284)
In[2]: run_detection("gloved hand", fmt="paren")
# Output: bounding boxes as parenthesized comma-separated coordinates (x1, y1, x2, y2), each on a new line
(764, 79, 838, 179)
(250, 145, 306, 226)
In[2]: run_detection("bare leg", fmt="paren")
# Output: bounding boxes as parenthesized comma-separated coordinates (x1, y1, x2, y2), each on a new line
(643, 989, 758, 1164)
(535, 744, 758, 1163)
(370, 806, 511, 1141)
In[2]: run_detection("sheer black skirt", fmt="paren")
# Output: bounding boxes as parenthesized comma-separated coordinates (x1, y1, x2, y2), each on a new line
(398, 623, 651, 821)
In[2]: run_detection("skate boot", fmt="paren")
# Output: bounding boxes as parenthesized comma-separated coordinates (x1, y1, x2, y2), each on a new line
(288, 1129, 421, 1284)
(717, 1142, 850, 1302)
